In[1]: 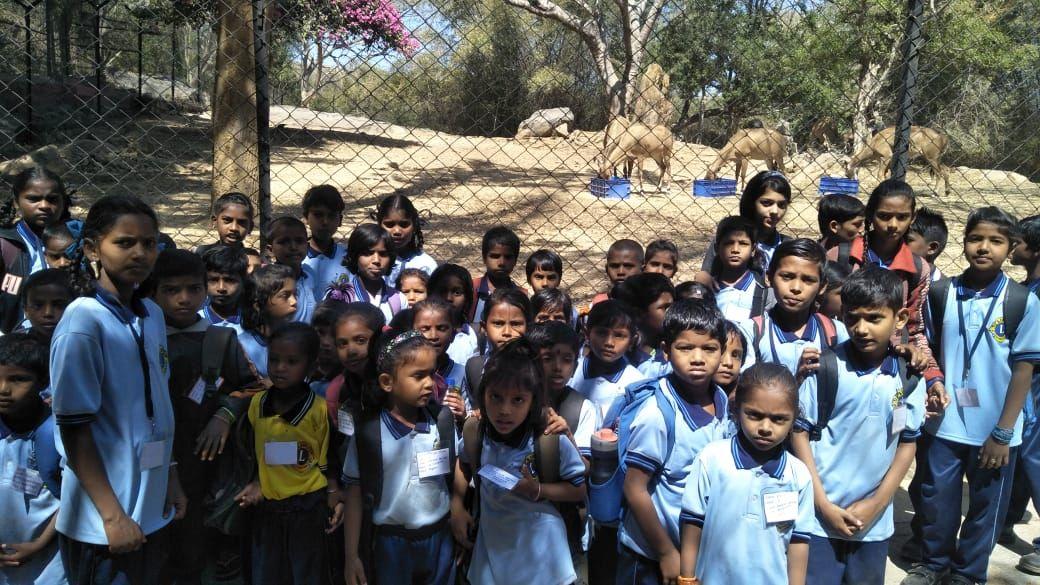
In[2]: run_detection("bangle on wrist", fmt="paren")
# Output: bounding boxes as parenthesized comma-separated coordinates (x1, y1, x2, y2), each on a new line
(991, 425, 1014, 446)
(677, 576, 699, 585)
(534, 482, 542, 502)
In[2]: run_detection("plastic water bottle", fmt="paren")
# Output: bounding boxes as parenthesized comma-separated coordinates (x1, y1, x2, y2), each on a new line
(590, 428, 619, 486)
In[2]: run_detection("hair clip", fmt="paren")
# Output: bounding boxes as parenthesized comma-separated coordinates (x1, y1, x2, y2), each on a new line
(763, 170, 787, 180)
(378, 329, 425, 371)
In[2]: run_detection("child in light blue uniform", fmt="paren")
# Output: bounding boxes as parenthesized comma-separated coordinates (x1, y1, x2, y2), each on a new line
(266, 216, 316, 324)
(617, 300, 734, 584)
(0, 333, 65, 585)
(325, 224, 407, 322)
(700, 171, 792, 273)
(679, 363, 814, 585)
(452, 339, 586, 585)
(908, 207, 1040, 585)
(738, 238, 849, 377)
(301, 185, 349, 300)
(198, 245, 248, 335)
(713, 321, 746, 398)
(378, 194, 438, 286)
(791, 267, 925, 584)
(51, 195, 186, 583)
(411, 299, 472, 418)
(238, 264, 299, 379)
(700, 216, 772, 323)
(568, 300, 646, 422)
(429, 264, 480, 364)
(610, 273, 675, 379)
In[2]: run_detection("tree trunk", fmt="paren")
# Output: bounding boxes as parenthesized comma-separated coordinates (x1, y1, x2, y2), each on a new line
(211, 0, 259, 202)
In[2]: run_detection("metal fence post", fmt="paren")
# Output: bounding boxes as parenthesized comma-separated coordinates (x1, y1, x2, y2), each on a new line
(890, 0, 925, 182)
(254, 0, 271, 250)
(18, 0, 36, 145)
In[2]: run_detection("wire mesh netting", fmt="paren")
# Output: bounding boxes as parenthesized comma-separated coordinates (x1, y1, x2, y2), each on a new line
(1, 0, 1038, 296)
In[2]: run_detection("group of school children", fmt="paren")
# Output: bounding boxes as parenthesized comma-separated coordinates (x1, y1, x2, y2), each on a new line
(1, 164, 1039, 585)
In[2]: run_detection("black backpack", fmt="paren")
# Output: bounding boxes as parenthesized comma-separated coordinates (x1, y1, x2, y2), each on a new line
(926, 276, 1030, 369)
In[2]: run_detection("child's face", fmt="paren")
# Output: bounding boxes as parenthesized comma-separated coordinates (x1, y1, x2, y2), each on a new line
(154, 275, 206, 329)
(643, 251, 677, 279)
(268, 225, 308, 270)
(587, 323, 633, 363)
(0, 363, 43, 419)
(905, 230, 928, 258)
(964, 221, 1012, 274)
(213, 204, 252, 246)
(265, 279, 298, 323)
(413, 308, 454, 356)
(380, 210, 415, 251)
(666, 329, 723, 389)
(738, 384, 796, 452)
(754, 189, 788, 233)
(771, 256, 822, 316)
(313, 324, 338, 369)
(206, 271, 244, 311)
(267, 338, 313, 390)
(17, 178, 64, 232)
(88, 213, 158, 288)
(1011, 238, 1036, 267)
(245, 254, 262, 274)
(535, 305, 567, 324)
(843, 304, 907, 357)
(484, 244, 518, 282)
(304, 205, 342, 243)
(399, 275, 427, 305)
(527, 267, 560, 293)
(335, 317, 375, 375)
(484, 384, 533, 436)
(44, 236, 73, 269)
(645, 292, 673, 336)
(434, 275, 467, 317)
(818, 285, 843, 319)
(484, 303, 527, 349)
(24, 284, 71, 337)
(830, 215, 865, 242)
(356, 240, 391, 282)
(605, 249, 641, 285)
(379, 346, 437, 409)
(539, 343, 577, 392)
(714, 331, 744, 389)
(718, 230, 755, 272)
(870, 196, 914, 247)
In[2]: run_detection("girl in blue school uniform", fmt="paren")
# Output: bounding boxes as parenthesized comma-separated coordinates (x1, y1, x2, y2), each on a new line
(737, 238, 849, 379)
(377, 194, 438, 286)
(429, 264, 479, 364)
(50, 195, 186, 584)
(326, 223, 407, 322)
(700, 171, 793, 272)
(451, 338, 587, 585)
(238, 263, 299, 380)
(411, 298, 471, 422)
(679, 363, 814, 585)
(699, 215, 773, 323)
(569, 300, 645, 420)
(610, 272, 675, 379)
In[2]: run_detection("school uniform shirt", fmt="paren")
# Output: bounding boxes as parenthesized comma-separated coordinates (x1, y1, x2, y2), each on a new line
(795, 343, 926, 541)
(386, 250, 438, 287)
(0, 414, 65, 585)
(680, 437, 814, 585)
(293, 264, 318, 325)
(247, 389, 329, 501)
(737, 312, 849, 374)
(568, 355, 646, 422)
(618, 378, 735, 558)
(342, 410, 451, 529)
(238, 329, 269, 379)
(461, 431, 585, 585)
(325, 273, 406, 323)
(51, 290, 175, 544)
(714, 271, 772, 323)
(470, 277, 526, 325)
(198, 302, 245, 335)
(14, 221, 46, 275)
(700, 231, 788, 273)
(447, 324, 479, 365)
(635, 350, 672, 380)
(925, 273, 1040, 447)
(1023, 280, 1040, 425)
(303, 242, 348, 301)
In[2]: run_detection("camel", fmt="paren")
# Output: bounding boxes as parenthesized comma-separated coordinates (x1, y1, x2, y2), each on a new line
(705, 127, 788, 189)
(845, 125, 950, 195)
(632, 63, 674, 127)
(598, 115, 673, 192)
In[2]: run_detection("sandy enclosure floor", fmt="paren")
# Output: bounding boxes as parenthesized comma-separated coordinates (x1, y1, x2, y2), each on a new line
(50, 106, 1040, 299)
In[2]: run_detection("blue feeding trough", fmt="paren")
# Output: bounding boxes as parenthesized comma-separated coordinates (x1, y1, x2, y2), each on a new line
(590, 176, 631, 200)
(693, 178, 738, 198)
(819, 176, 860, 196)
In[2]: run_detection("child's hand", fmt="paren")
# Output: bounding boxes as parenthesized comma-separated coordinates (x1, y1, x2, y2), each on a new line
(235, 481, 264, 508)
(165, 468, 189, 521)
(795, 347, 821, 383)
(818, 501, 862, 537)
(0, 541, 41, 566)
(450, 506, 475, 550)
(344, 555, 367, 585)
(845, 497, 884, 530)
(979, 437, 1011, 469)
(925, 382, 949, 418)
(195, 415, 231, 461)
(512, 466, 541, 501)
(327, 498, 345, 534)
(543, 408, 571, 437)
(103, 512, 146, 554)
(892, 343, 928, 372)
(443, 392, 466, 422)
(658, 547, 681, 584)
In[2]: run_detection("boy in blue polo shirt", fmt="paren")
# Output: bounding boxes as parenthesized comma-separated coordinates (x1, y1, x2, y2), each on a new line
(199, 245, 248, 334)
(470, 226, 524, 325)
(904, 206, 1040, 585)
(301, 185, 348, 299)
(266, 217, 317, 324)
(617, 300, 733, 584)
(791, 267, 925, 584)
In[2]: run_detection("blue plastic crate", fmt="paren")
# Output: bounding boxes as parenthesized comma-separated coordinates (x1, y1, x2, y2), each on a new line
(590, 177, 631, 200)
(692, 178, 738, 198)
(818, 176, 860, 196)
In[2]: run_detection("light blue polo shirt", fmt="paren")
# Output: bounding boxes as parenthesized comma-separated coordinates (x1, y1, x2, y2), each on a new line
(342, 410, 451, 529)
(387, 250, 438, 287)
(715, 271, 771, 323)
(303, 242, 348, 301)
(0, 414, 66, 585)
(680, 437, 814, 585)
(293, 264, 318, 325)
(925, 273, 1040, 446)
(618, 378, 735, 558)
(1024, 279, 1040, 424)
(568, 355, 646, 422)
(15, 221, 47, 274)
(198, 303, 244, 335)
(796, 343, 925, 541)
(447, 324, 479, 364)
(51, 290, 175, 544)
(738, 312, 849, 374)
(238, 329, 269, 379)
(462, 431, 585, 585)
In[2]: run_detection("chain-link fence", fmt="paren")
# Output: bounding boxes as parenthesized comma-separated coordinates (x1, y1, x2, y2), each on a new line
(1, 0, 1038, 296)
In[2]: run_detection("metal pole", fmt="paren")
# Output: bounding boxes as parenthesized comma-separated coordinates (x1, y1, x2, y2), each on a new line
(137, 24, 143, 98)
(254, 0, 271, 250)
(890, 0, 924, 181)
(171, 27, 177, 105)
(21, 2, 33, 144)
(93, 4, 102, 118)
(195, 26, 202, 103)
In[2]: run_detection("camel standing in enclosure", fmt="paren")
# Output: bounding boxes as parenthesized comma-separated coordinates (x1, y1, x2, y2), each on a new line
(598, 115, 673, 192)
(705, 127, 788, 189)
(846, 125, 950, 195)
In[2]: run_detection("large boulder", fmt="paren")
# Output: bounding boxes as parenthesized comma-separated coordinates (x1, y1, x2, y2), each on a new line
(515, 107, 574, 139)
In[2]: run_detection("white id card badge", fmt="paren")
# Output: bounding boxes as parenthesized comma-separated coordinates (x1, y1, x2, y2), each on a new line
(264, 441, 299, 465)
(763, 491, 799, 524)
(891, 405, 909, 436)
(337, 408, 355, 436)
(956, 386, 980, 408)
(416, 448, 450, 479)
(140, 440, 166, 469)
(477, 465, 520, 491)
(11, 467, 43, 496)
(188, 377, 223, 405)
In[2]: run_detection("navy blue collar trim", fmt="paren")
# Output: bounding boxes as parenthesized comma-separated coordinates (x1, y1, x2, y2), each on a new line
(260, 388, 314, 425)
(204, 303, 242, 325)
(584, 355, 628, 383)
(94, 286, 148, 323)
(731, 435, 786, 479)
(769, 310, 817, 343)
(956, 273, 1007, 300)
(664, 376, 726, 429)
(307, 241, 337, 259)
(719, 270, 756, 292)
(382, 408, 431, 440)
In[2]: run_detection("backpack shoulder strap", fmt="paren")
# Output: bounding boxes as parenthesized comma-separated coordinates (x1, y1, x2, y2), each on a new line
(750, 281, 767, 318)
(811, 348, 840, 441)
(465, 355, 484, 397)
(1003, 280, 1029, 343)
(558, 389, 585, 433)
(895, 355, 921, 400)
(815, 313, 838, 347)
(356, 413, 384, 510)
(388, 292, 403, 314)
(32, 414, 62, 498)
(202, 325, 236, 386)
(534, 433, 560, 484)
(430, 404, 457, 492)
(912, 254, 924, 286)
(836, 240, 852, 268)
(652, 381, 678, 465)
(751, 314, 766, 361)
(462, 416, 483, 472)
(927, 276, 951, 366)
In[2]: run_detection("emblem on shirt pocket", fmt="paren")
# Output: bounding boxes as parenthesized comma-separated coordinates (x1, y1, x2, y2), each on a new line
(989, 318, 1008, 344)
